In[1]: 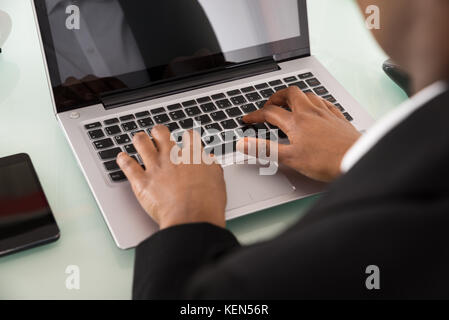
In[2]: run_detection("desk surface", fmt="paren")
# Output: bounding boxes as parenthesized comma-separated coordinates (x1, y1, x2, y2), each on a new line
(0, 0, 407, 299)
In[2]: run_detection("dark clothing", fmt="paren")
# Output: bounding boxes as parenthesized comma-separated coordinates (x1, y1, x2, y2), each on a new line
(134, 89, 449, 299)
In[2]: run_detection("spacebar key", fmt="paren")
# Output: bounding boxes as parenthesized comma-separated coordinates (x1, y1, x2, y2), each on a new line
(99, 147, 122, 160)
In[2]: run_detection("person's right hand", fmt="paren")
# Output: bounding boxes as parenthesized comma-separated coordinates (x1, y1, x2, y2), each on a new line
(237, 87, 362, 182)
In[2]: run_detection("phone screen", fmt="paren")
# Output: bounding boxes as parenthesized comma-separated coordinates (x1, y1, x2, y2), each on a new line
(0, 154, 60, 257)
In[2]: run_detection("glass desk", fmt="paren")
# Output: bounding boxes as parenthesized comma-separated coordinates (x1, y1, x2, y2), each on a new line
(0, 0, 407, 299)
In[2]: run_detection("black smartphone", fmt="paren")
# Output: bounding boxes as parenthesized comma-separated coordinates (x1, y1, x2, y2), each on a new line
(0, 153, 60, 257)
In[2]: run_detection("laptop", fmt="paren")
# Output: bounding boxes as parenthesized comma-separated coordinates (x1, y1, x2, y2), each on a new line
(32, 0, 374, 249)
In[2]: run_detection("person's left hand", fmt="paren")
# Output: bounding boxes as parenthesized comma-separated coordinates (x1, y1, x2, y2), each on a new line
(116, 126, 227, 230)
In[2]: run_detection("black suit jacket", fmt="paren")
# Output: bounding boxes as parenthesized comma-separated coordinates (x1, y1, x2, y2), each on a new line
(133, 88, 449, 299)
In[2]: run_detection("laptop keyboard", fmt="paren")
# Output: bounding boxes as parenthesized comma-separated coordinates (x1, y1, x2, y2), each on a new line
(84, 72, 354, 183)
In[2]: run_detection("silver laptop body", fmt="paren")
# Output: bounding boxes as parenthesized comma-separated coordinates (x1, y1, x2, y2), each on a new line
(32, 0, 374, 249)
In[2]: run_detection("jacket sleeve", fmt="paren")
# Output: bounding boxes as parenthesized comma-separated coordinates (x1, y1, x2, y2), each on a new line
(133, 223, 240, 300)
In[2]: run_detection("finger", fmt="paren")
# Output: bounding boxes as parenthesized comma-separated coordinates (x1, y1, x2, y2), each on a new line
(305, 92, 327, 109)
(133, 132, 158, 167)
(243, 105, 292, 133)
(323, 100, 346, 120)
(266, 86, 315, 113)
(116, 152, 145, 184)
(236, 137, 290, 163)
(182, 129, 204, 164)
(151, 125, 176, 157)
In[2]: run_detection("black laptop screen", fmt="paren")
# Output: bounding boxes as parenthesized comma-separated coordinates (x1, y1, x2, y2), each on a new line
(34, 0, 309, 112)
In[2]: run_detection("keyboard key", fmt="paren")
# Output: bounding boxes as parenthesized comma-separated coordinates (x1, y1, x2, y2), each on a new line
(284, 76, 298, 83)
(124, 144, 137, 154)
(241, 86, 255, 93)
(120, 115, 134, 121)
(138, 117, 154, 128)
(85, 122, 102, 130)
(115, 134, 131, 145)
(88, 129, 105, 140)
(226, 107, 243, 117)
(221, 119, 238, 130)
(104, 118, 119, 125)
(105, 125, 121, 136)
(169, 110, 186, 121)
(196, 96, 211, 104)
(203, 134, 221, 146)
(235, 116, 245, 126)
(335, 103, 345, 112)
(210, 111, 227, 122)
(241, 103, 257, 114)
(201, 102, 217, 113)
(99, 147, 122, 160)
(269, 80, 283, 86)
(122, 121, 138, 131)
(204, 123, 222, 133)
(135, 111, 150, 118)
(110, 171, 127, 182)
(216, 99, 232, 109)
(323, 95, 337, 103)
(298, 72, 314, 79)
(303, 89, 313, 94)
(131, 130, 145, 137)
(230, 96, 247, 105)
(260, 89, 275, 98)
(256, 100, 268, 109)
(245, 92, 262, 102)
(104, 160, 119, 171)
(253, 123, 269, 131)
(194, 114, 212, 125)
(182, 100, 197, 107)
(186, 106, 202, 116)
(211, 93, 226, 100)
(291, 81, 308, 90)
(238, 125, 257, 138)
(343, 113, 354, 122)
(93, 138, 114, 150)
(306, 78, 321, 87)
(165, 122, 180, 132)
(276, 129, 288, 139)
(154, 114, 170, 124)
(179, 118, 194, 129)
(221, 130, 239, 142)
(151, 107, 165, 115)
(313, 86, 329, 96)
(227, 89, 241, 96)
(274, 85, 287, 91)
(255, 83, 269, 90)
(167, 103, 182, 111)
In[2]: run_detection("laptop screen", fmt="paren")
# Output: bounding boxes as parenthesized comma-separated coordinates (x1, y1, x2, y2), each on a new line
(34, 0, 309, 112)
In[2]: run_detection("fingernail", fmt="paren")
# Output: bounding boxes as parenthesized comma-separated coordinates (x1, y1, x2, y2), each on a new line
(117, 152, 126, 163)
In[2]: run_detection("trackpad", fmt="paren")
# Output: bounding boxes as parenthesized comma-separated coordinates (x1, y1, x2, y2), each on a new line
(224, 163, 295, 211)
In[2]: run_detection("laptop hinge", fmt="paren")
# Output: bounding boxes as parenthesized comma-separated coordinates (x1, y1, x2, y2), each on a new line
(101, 58, 280, 110)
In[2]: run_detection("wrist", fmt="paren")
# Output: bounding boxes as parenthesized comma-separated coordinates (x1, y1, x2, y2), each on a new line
(158, 210, 226, 230)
